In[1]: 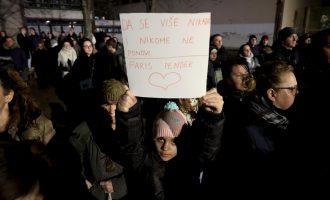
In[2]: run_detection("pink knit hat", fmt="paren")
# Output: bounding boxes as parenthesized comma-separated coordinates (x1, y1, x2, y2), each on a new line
(153, 102, 187, 138)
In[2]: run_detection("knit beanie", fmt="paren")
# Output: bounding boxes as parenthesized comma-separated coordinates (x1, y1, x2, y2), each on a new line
(278, 27, 296, 42)
(101, 79, 127, 103)
(209, 45, 218, 54)
(153, 102, 187, 139)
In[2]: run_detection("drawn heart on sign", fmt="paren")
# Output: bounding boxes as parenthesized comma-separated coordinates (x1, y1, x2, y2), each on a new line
(148, 72, 181, 91)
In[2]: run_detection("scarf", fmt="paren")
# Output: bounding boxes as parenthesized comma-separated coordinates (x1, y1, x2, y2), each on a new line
(58, 47, 77, 68)
(250, 96, 289, 130)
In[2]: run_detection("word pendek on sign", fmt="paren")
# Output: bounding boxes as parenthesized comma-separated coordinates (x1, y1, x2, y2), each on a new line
(120, 13, 211, 98)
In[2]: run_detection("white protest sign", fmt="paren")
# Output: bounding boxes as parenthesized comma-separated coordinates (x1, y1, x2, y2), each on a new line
(120, 13, 210, 98)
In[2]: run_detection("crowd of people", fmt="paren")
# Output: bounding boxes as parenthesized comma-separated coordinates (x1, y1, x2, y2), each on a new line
(0, 25, 329, 199)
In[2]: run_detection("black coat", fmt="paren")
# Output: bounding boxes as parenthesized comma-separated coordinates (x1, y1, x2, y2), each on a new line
(116, 102, 224, 200)
(0, 46, 27, 71)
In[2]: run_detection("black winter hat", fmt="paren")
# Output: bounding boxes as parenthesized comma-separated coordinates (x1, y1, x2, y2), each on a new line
(278, 27, 297, 42)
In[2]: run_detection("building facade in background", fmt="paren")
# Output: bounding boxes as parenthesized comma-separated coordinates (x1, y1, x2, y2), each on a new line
(0, 0, 327, 47)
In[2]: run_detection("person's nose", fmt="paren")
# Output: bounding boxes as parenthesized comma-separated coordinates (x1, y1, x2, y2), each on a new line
(162, 141, 170, 151)
(110, 104, 116, 115)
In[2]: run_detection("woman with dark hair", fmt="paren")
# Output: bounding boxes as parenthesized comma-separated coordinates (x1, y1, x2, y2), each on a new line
(236, 43, 261, 75)
(203, 62, 256, 197)
(29, 27, 40, 53)
(57, 38, 97, 125)
(32, 39, 49, 88)
(0, 66, 55, 144)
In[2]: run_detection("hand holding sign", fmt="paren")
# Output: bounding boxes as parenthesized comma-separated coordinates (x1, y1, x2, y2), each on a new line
(120, 13, 211, 98)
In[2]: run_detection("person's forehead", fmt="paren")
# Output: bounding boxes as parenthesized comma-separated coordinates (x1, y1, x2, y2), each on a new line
(156, 136, 175, 141)
(214, 36, 222, 40)
(102, 101, 117, 105)
(232, 65, 247, 73)
(243, 45, 250, 50)
(287, 33, 298, 38)
(279, 72, 297, 85)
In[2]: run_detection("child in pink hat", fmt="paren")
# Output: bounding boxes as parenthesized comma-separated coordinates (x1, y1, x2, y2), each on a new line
(116, 88, 225, 199)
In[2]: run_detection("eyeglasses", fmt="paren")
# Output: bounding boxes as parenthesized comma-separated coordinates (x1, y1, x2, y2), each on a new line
(273, 85, 299, 96)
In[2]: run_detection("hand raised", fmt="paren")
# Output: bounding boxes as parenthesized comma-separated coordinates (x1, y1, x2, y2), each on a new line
(200, 88, 224, 114)
(117, 89, 137, 113)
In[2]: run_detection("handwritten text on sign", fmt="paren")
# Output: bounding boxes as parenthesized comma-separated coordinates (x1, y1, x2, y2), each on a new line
(120, 13, 210, 98)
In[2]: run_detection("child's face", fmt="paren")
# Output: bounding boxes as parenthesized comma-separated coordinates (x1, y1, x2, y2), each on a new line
(154, 136, 177, 161)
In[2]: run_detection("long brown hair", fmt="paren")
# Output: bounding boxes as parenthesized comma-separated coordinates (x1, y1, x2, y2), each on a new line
(0, 66, 41, 130)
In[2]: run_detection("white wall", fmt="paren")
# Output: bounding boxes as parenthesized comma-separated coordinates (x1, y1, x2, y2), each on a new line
(212, 23, 275, 47)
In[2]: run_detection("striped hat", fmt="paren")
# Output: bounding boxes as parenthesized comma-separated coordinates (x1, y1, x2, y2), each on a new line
(153, 102, 187, 138)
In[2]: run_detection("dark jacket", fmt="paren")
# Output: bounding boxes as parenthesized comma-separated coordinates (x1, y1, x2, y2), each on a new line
(69, 120, 127, 200)
(207, 61, 216, 90)
(236, 95, 299, 196)
(17, 33, 31, 59)
(58, 53, 97, 124)
(93, 47, 128, 88)
(116, 101, 224, 200)
(0, 43, 27, 71)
